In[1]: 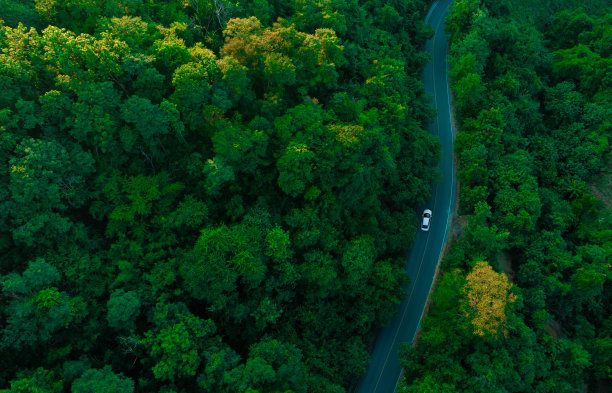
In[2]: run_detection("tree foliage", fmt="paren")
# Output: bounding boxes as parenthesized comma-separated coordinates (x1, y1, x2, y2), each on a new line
(400, 0, 611, 391)
(463, 261, 516, 338)
(0, 0, 437, 390)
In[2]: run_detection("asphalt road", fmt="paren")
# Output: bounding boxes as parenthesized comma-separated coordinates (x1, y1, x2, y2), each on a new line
(353, 1, 455, 392)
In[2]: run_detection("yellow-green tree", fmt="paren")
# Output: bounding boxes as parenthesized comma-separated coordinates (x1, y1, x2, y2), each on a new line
(462, 261, 516, 338)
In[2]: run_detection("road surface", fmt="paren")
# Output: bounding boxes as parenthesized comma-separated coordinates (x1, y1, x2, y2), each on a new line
(353, 1, 455, 392)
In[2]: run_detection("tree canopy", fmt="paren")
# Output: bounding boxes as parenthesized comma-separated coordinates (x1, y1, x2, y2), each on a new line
(399, 0, 611, 391)
(0, 0, 437, 391)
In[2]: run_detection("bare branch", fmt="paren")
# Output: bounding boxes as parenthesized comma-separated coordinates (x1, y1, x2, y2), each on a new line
(138, 145, 156, 174)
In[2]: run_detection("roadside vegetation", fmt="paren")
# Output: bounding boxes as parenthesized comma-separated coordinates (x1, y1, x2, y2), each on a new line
(0, 0, 439, 391)
(398, 0, 611, 391)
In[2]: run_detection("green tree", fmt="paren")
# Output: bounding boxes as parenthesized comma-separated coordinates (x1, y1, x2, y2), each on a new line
(1, 367, 62, 393)
(277, 142, 316, 197)
(5, 138, 94, 247)
(1, 259, 72, 350)
(150, 29, 191, 75)
(96, 16, 154, 50)
(143, 310, 216, 382)
(241, 340, 307, 393)
(106, 289, 141, 331)
(71, 366, 134, 393)
(169, 47, 219, 131)
(493, 150, 542, 247)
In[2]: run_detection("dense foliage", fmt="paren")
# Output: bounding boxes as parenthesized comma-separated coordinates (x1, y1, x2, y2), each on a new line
(0, 0, 439, 391)
(399, 0, 611, 392)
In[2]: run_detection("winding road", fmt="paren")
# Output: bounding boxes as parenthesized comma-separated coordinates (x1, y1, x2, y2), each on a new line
(353, 1, 455, 392)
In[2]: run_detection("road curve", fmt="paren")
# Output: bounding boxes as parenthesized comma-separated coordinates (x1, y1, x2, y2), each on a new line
(353, 1, 455, 392)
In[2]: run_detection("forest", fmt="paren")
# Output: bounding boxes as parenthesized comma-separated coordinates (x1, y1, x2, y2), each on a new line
(399, 0, 611, 392)
(0, 0, 440, 392)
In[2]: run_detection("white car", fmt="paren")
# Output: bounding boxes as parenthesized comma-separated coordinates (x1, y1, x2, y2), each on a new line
(421, 209, 432, 231)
